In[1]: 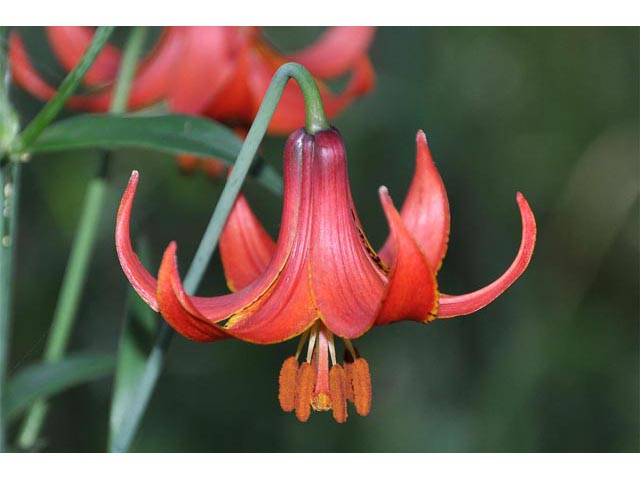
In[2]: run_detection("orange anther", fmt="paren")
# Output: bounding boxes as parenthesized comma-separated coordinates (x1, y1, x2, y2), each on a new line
(294, 362, 316, 422)
(278, 356, 299, 413)
(329, 364, 348, 423)
(344, 360, 355, 403)
(349, 357, 372, 416)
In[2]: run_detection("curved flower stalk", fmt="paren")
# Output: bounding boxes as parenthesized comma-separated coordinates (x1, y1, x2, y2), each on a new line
(116, 127, 536, 423)
(9, 27, 375, 177)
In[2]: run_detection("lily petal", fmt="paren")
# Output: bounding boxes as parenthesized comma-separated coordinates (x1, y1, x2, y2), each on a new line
(167, 27, 236, 114)
(376, 187, 438, 325)
(308, 130, 386, 339)
(124, 26, 185, 109)
(438, 193, 537, 318)
(72, 27, 187, 111)
(115, 171, 159, 311)
(10, 28, 185, 112)
(9, 33, 67, 103)
(157, 242, 230, 342)
(46, 26, 121, 86)
(9, 30, 113, 111)
(159, 235, 316, 344)
(182, 130, 311, 320)
(219, 194, 276, 292)
(203, 43, 254, 122)
(379, 130, 450, 273)
(156, 130, 319, 344)
(289, 27, 376, 79)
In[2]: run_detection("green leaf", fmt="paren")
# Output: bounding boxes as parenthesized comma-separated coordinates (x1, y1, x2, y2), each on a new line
(4, 353, 115, 422)
(30, 113, 284, 195)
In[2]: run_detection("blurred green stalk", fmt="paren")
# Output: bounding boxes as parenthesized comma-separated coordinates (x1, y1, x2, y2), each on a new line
(110, 62, 327, 452)
(16, 27, 148, 451)
(0, 25, 20, 453)
(0, 162, 21, 453)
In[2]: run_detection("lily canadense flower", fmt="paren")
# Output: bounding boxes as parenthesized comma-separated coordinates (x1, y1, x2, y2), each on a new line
(116, 128, 536, 423)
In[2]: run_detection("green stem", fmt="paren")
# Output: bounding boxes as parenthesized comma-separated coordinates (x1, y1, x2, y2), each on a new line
(15, 26, 115, 151)
(15, 27, 148, 451)
(0, 27, 19, 156)
(0, 25, 20, 454)
(110, 27, 148, 115)
(109, 62, 328, 452)
(0, 161, 21, 452)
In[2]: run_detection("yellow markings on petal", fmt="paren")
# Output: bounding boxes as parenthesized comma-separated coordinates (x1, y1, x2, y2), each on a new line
(352, 210, 390, 275)
(294, 362, 316, 422)
(278, 356, 299, 413)
(329, 364, 348, 423)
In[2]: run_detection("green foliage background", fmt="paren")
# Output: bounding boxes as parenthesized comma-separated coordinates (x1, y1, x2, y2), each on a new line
(6, 27, 639, 451)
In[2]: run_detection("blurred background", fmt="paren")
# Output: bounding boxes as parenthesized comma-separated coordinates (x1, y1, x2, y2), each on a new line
(5, 27, 639, 452)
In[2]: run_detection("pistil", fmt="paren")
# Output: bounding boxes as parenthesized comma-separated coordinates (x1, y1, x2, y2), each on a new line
(311, 325, 333, 411)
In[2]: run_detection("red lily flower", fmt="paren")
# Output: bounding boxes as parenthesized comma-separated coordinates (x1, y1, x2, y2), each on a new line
(116, 128, 536, 423)
(9, 27, 375, 176)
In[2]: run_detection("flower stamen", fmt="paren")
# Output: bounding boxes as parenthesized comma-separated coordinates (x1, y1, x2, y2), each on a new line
(279, 325, 372, 422)
(294, 361, 316, 422)
(278, 356, 298, 412)
(344, 348, 372, 416)
(329, 364, 348, 423)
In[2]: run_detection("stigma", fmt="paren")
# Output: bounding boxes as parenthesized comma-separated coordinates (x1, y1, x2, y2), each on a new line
(278, 322, 372, 423)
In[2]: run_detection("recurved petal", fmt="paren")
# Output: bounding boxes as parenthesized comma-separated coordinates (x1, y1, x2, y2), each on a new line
(159, 238, 316, 345)
(167, 27, 236, 114)
(115, 171, 159, 311)
(438, 193, 537, 318)
(9, 32, 66, 102)
(219, 195, 276, 291)
(153, 130, 316, 345)
(376, 187, 439, 325)
(123, 26, 185, 109)
(289, 27, 376, 79)
(379, 130, 450, 273)
(13, 27, 188, 112)
(46, 26, 121, 86)
(223, 249, 318, 344)
(183, 130, 310, 320)
(308, 130, 387, 339)
(8, 32, 112, 111)
(157, 242, 230, 342)
(202, 46, 253, 121)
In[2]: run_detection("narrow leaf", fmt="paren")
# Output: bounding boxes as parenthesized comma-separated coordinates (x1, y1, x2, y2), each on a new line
(30, 113, 283, 195)
(4, 353, 115, 422)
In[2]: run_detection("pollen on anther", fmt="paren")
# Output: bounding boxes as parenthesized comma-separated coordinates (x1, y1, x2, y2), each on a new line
(294, 362, 316, 422)
(278, 356, 299, 413)
(329, 364, 348, 423)
(349, 358, 372, 416)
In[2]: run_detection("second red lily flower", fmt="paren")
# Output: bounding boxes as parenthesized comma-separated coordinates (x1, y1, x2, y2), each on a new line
(10, 27, 375, 177)
(9, 27, 374, 131)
